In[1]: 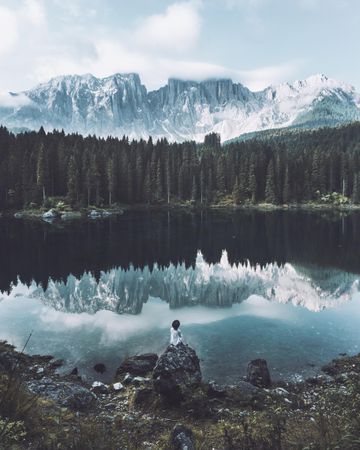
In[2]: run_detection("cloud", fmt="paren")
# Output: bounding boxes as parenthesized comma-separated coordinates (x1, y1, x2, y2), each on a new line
(222, 0, 266, 8)
(21, 0, 46, 26)
(0, 92, 32, 108)
(32, 32, 300, 92)
(0, 1, 46, 57)
(0, 1, 301, 94)
(134, 2, 201, 52)
(237, 61, 303, 91)
(37, 295, 292, 344)
(0, 6, 18, 55)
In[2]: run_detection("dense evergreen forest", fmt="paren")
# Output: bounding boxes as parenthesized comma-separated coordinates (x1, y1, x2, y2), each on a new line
(1, 122, 360, 210)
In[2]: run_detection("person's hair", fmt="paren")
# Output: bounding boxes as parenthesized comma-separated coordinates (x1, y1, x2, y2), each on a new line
(172, 320, 180, 330)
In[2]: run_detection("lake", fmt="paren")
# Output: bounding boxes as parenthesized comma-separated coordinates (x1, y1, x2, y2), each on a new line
(1, 209, 360, 384)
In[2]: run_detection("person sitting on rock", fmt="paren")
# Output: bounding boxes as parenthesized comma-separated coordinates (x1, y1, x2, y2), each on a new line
(170, 320, 183, 346)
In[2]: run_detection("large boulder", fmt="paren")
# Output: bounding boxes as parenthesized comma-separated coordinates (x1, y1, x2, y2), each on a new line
(116, 353, 158, 378)
(26, 377, 97, 411)
(153, 343, 201, 403)
(246, 359, 271, 388)
(42, 209, 58, 220)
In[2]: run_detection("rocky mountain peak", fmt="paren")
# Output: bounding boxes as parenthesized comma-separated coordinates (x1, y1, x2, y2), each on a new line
(1, 73, 359, 142)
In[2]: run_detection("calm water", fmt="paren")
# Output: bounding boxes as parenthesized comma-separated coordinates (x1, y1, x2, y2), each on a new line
(1, 209, 360, 383)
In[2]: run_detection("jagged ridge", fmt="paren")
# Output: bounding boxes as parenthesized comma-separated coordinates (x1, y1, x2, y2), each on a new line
(1, 73, 359, 142)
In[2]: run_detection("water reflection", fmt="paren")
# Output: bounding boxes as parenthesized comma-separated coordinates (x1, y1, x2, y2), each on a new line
(1, 251, 358, 314)
(1, 210, 360, 292)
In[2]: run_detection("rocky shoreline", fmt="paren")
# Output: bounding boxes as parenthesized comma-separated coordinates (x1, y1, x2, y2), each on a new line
(1, 341, 360, 449)
(1, 200, 360, 223)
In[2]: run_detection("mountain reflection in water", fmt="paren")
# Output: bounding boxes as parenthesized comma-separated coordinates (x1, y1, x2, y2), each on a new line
(1, 210, 360, 294)
(2, 251, 358, 314)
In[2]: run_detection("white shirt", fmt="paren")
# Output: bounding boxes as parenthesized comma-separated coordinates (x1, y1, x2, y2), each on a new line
(170, 327, 183, 346)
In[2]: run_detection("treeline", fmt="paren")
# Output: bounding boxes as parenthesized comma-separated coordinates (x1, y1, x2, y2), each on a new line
(1, 123, 360, 209)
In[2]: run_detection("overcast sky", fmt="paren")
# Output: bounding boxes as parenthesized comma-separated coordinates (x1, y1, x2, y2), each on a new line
(0, 0, 359, 93)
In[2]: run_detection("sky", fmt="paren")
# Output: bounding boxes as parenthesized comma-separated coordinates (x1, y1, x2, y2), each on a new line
(0, 0, 359, 93)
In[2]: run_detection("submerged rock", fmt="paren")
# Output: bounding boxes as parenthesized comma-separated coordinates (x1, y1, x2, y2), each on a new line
(116, 353, 158, 377)
(246, 359, 271, 388)
(27, 377, 97, 411)
(94, 363, 106, 374)
(153, 344, 201, 403)
(170, 424, 195, 450)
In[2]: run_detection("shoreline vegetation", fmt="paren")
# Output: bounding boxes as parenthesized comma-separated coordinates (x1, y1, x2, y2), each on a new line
(1, 340, 360, 449)
(1, 199, 360, 222)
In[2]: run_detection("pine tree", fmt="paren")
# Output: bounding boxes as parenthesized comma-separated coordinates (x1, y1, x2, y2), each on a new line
(265, 159, 276, 204)
(166, 156, 171, 204)
(282, 165, 290, 204)
(144, 164, 151, 204)
(155, 159, 162, 201)
(36, 142, 47, 204)
(191, 175, 197, 201)
(216, 156, 226, 193)
(107, 157, 115, 205)
(67, 155, 77, 206)
(200, 168, 205, 204)
(352, 172, 360, 204)
(232, 176, 241, 205)
(178, 163, 186, 200)
(249, 156, 257, 203)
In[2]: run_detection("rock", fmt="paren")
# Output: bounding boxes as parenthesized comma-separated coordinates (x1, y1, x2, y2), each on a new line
(207, 381, 226, 398)
(246, 359, 271, 388)
(306, 374, 332, 385)
(26, 377, 97, 411)
(132, 387, 153, 406)
(89, 210, 102, 219)
(122, 373, 134, 385)
(112, 382, 124, 392)
(70, 367, 78, 376)
(132, 376, 151, 386)
(153, 343, 201, 403)
(234, 381, 264, 404)
(116, 353, 158, 377)
(42, 209, 57, 219)
(49, 359, 64, 369)
(271, 387, 290, 396)
(91, 381, 109, 395)
(94, 363, 106, 374)
(170, 424, 195, 450)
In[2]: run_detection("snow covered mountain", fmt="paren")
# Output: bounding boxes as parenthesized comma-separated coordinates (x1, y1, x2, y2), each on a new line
(1, 73, 359, 142)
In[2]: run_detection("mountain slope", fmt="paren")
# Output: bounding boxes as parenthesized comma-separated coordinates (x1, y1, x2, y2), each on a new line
(1, 73, 359, 142)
